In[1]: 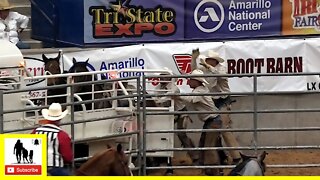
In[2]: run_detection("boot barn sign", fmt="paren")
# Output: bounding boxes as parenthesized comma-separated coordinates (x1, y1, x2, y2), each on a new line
(25, 38, 320, 94)
(31, 0, 320, 46)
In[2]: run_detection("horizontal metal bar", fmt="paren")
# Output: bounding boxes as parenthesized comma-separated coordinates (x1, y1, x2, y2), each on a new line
(74, 131, 138, 144)
(146, 163, 320, 170)
(3, 113, 134, 133)
(146, 127, 320, 134)
(145, 108, 320, 116)
(145, 145, 320, 152)
(146, 72, 320, 78)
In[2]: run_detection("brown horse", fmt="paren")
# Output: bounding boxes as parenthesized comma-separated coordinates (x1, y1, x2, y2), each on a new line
(68, 58, 112, 110)
(75, 144, 132, 176)
(43, 52, 67, 108)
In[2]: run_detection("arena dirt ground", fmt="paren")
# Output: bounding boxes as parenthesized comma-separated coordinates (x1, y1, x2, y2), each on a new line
(146, 150, 320, 176)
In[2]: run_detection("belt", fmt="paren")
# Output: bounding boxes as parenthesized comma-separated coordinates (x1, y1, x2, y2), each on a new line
(213, 96, 235, 109)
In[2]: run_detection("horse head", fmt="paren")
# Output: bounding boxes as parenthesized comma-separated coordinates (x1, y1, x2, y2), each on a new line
(111, 144, 132, 176)
(75, 143, 131, 176)
(43, 52, 62, 86)
(228, 151, 268, 176)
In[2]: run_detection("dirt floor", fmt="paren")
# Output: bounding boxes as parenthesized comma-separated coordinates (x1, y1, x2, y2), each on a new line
(146, 150, 320, 176)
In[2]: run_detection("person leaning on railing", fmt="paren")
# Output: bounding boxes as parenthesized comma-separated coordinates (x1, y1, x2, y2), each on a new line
(172, 69, 222, 176)
(191, 49, 241, 165)
(154, 72, 199, 165)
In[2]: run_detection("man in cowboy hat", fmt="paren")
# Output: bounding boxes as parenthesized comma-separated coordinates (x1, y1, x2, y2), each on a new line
(154, 71, 199, 173)
(0, 0, 30, 49)
(172, 69, 223, 175)
(191, 49, 242, 165)
(31, 103, 72, 176)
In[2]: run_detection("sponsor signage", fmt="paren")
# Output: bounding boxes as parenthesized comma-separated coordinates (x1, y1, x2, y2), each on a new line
(24, 38, 320, 93)
(186, 0, 282, 39)
(31, 0, 320, 46)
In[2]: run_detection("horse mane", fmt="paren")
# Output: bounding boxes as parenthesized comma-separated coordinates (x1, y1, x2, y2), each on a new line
(75, 148, 115, 176)
(75, 144, 130, 176)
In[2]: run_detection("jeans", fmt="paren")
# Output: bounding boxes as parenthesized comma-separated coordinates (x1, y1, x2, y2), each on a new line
(48, 167, 70, 176)
(16, 41, 31, 49)
(198, 116, 222, 175)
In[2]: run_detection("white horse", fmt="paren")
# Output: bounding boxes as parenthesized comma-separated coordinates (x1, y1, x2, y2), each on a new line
(228, 151, 268, 176)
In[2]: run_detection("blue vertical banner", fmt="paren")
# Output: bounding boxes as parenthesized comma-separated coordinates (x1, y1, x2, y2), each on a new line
(185, 0, 282, 40)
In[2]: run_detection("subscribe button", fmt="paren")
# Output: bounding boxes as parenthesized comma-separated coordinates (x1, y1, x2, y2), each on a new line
(5, 165, 42, 175)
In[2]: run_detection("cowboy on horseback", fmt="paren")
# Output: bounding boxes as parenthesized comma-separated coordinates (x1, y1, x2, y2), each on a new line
(31, 103, 73, 176)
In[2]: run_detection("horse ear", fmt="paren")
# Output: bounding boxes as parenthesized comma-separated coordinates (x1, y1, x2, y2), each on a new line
(85, 58, 89, 63)
(72, 58, 77, 64)
(42, 54, 48, 62)
(106, 144, 112, 149)
(257, 151, 268, 163)
(56, 51, 61, 60)
(117, 143, 122, 152)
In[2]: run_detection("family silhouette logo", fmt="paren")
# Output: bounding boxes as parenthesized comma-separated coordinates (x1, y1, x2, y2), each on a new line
(2, 135, 46, 176)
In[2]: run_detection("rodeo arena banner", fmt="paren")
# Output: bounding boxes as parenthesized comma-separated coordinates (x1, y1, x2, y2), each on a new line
(24, 38, 320, 99)
(26, 0, 320, 97)
(31, 0, 320, 46)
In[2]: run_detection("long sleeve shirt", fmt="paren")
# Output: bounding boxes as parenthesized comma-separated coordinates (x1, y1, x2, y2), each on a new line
(32, 124, 73, 166)
(0, 11, 29, 44)
(178, 85, 219, 122)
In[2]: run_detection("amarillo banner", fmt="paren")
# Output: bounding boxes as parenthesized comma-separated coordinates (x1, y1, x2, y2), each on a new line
(23, 38, 320, 95)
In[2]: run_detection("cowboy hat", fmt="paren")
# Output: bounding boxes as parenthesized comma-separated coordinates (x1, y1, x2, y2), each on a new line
(190, 69, 209, 85)
(42, 103, 68, 121)
(199, 50, 224, 63)
(0, 0, 13, 10)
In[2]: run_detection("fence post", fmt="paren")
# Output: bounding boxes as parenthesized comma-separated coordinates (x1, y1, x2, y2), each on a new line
(136, 77, 142, 175)
(0, 90, 3, 134)
(69, 78, 76, 171)
(142, 75, 147, 176)
(253, 74, 258, 152)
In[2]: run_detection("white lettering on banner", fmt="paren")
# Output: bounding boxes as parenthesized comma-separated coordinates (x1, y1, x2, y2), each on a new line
(228, 0, 272, 32)
(227, 57, 303, 74)
(229, 0, 271, 9)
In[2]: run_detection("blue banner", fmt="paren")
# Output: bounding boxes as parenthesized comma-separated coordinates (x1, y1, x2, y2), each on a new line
(186, 0, 282, 39)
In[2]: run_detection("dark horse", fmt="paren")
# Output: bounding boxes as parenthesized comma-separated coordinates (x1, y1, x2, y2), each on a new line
(68, 58, 111, 111)
(228, 151, 268, 176)
(43, 52, 67, 109)
(75, 144, 131, 176)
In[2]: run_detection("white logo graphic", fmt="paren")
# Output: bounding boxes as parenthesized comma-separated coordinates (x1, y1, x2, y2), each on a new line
(199, 8, 220, 22)
(194, 0, 224, 33)
(7, 167, 14, 173)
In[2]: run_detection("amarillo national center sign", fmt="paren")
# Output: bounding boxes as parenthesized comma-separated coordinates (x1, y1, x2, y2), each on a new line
(1, 134, 46, 176)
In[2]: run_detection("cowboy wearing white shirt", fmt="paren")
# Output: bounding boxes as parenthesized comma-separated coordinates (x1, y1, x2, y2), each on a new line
(173, 69, 222, 176)
(0, 0, 30, 49)
(154, 73, 199, 165)
(191, 49, 241, 164)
